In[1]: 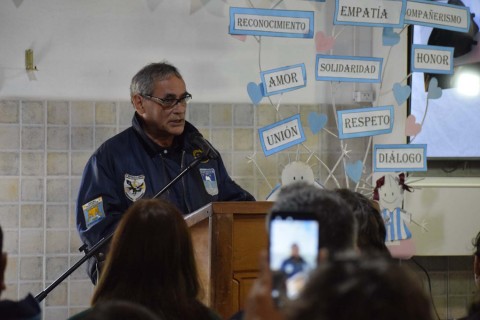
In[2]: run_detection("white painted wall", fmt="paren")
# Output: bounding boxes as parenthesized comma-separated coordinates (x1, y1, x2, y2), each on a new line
(0, 0, 370, 104)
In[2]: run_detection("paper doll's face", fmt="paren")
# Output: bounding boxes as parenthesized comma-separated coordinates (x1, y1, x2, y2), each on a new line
(281, 161, 315, 186)
(378, 175, 404, 211)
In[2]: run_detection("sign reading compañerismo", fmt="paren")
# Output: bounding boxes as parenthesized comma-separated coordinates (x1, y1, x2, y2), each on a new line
(337, 106, 394, 139)
(334, 0, 407, 28)
(405, 0, 470, 33)
(259, 114, 306, 157)
(261, 64, 307, 96)
(316, 55, 383, 83)
(374, 144, 427, 172)
(229, 7, 314, 38)
(411, 45, 454, 74)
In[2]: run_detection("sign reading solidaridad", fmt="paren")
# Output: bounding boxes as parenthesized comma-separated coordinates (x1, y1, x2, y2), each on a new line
(316, 55, 383, 83)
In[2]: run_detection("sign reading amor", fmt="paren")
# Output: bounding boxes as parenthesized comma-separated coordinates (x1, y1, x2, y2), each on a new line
(261, 64, 307, 96)
(334, 0, 407, 28)
(337, 106, 394, 139)
(316, 55, 383, 83)
(374, 144, 427, 172)
(411, 45, 454, 74)
(405, 0, 470, 32)
(259, 114, 306, 157)
(229, 7, 314, 38)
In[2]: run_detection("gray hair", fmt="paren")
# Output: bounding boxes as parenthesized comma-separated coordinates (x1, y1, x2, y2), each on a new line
(130, 62, 183, 97)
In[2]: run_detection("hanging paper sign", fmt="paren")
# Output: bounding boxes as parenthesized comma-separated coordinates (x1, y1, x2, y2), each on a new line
(411, 45, 454, 74)
(229, 7, 314, 38)
(405, 0, 470, 33)
(259, 114, 306, 157)
(316, 55, 383, 83)
(334, 0, 407, 28)
(337, 105, 394, 139)
(374, 144, 427, 172)
(261, 63, 307, 96)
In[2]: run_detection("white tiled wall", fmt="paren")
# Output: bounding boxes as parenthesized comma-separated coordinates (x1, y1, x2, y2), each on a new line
(0, 100, 475, 320)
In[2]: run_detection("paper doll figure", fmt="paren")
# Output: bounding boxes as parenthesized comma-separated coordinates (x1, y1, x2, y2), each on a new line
(267, 161, 323, 201)
(373, 173, 418, 258)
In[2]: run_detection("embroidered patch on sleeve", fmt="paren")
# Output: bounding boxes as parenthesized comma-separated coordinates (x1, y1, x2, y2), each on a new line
(82, 197, 106, 228)
(200, 168, 218, 196)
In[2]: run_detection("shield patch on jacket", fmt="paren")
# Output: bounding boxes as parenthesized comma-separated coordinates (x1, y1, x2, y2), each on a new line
(200, 168, 218, 196)
(124, 174, 146, 201)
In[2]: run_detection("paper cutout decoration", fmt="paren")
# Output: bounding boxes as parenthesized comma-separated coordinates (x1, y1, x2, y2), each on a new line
(373, 173, 416, 259)
(258, 114, 306, 157)
(266, 161, 324, 201)
(404, 0, 471, 33)
(231, 34, 247, 42)
(392, 83, 411, 105)
(410, 45, 454, 74)
(427, 77, 442, 100)
(12, 0, 24, 8)
(373, 144, 427, 172)
(334, 0, 407, 28)
(405, 115, 422, 137)
(337, 106, 394, 139)
(261, 64, 307, 96)
(315, 31, 335, 52)
(316, 54, 383, 83)
(229, 7, 315, 39)
(382, 27, 400, 46)
(346, 160, 363, 183)
(307, 112, 328, 134)
(247, 82, 264, 105)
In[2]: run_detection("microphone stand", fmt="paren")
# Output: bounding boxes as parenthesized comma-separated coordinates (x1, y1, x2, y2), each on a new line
(35, 154, 207, 302)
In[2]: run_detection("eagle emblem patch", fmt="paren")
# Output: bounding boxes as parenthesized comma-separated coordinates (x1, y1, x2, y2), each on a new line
(199, 168, 218, 196)
(124, 174, 146, 201)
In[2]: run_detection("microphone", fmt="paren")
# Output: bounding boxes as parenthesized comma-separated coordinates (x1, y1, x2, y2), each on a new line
(190, 133, 220, 160)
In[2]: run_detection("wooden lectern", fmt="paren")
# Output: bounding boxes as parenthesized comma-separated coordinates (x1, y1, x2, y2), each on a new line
(184, 201, 273, 319)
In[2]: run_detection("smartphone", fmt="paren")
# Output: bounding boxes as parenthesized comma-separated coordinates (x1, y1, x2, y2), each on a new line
(268, 211, 319, 308)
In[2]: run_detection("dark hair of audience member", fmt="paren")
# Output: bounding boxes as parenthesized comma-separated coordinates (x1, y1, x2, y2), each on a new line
(91, 198, 213, 320)
(335, 188, 390, 256)
(271, 182, 356, 253)
(285, 254, 435, 320)
(83, 300, 163, 320)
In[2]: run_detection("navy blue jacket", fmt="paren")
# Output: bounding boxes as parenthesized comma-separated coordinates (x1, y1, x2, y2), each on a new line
(76, 115, 254, 280)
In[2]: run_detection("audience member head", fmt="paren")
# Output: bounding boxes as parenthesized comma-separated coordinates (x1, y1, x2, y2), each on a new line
(335, 188, 390, 256)
(84, 300, 163, 320)
(270, 182, 356, 254)
(474, 231, 480, 288)
(0, 225, 5, 296)
(285, 254, 434, 320)
(91, 198, 211, 320)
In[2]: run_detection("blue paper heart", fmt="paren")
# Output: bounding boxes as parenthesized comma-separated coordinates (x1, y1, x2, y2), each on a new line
(308, 112, 328, 134)
(427, 77, 443, 100)
(393, 83, 411, 105)
(247, 82, 264, 105)
(346, 160, 363, 183)
(382, 27, 400, 46)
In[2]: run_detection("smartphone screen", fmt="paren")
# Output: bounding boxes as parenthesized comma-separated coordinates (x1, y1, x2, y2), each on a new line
(269, 212, 319, 307)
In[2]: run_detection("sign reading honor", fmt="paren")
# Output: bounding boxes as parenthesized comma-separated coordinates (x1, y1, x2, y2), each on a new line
(374, 144, 427, 172)
(261, 63, 307, 96)
(259, 114, 306, 157)
(405, 0, 470, 33)
(316, 55, 383, 83)
(229, 7, 314, 38)
(337, 106, 394, 139)
(411, 45, 454, 74)
(334, 0, 407, 28)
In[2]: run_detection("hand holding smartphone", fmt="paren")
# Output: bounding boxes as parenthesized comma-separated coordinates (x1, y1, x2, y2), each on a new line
(268, 211, 319, 308)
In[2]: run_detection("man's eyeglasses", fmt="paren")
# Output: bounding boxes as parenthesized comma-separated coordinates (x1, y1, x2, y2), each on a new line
(142, 93, 192, 110)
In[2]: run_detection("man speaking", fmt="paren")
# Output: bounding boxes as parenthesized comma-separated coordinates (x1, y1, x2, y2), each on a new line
(76, 62, 255, 283)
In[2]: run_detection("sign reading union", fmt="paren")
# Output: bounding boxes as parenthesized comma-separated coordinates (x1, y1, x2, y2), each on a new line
(259, 114, 306, 157)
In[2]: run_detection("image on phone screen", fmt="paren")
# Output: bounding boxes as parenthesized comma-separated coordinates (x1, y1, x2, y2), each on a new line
(269, 215, 319, 305)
